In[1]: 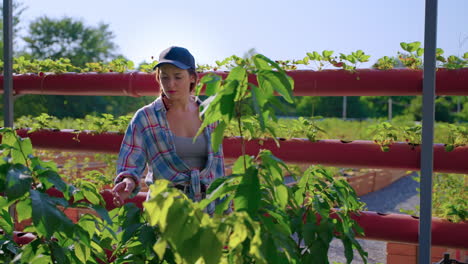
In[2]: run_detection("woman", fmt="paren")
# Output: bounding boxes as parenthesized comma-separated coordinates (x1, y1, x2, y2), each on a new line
(112, 46, 225, 214)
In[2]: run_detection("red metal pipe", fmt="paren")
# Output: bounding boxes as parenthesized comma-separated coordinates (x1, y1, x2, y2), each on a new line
(38, 189, 468, 249)
(223, 137, 468, 174)
(347, 211, 468, 249)
(5, 72, 158, 97)
(2, 68, 468, 96)
(5, 129, 468, 174)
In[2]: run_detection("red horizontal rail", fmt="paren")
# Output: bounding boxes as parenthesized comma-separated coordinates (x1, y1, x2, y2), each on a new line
(347, 211, 468, 249)
(1, 68, 468, 96)
(20, 189, 464, 249)
(7, 129, 468, 174)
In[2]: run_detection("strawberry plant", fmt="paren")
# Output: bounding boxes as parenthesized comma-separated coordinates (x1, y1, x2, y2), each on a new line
(443, 124, 468, 151)
(401, 124, 422, 147)
(400, 173, 467, 223)
(372, 56, 398, 70)
(398, 41, 424, 69)
(368, 122, 398, 152)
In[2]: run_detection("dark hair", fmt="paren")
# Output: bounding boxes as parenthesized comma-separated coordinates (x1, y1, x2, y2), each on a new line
(154, 67, 199, 93)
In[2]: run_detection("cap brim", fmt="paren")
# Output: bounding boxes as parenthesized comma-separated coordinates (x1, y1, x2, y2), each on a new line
(153, 60, 191, 70)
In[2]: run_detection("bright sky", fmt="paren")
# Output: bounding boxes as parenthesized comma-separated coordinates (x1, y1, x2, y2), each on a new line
(17, 0, 468, 68)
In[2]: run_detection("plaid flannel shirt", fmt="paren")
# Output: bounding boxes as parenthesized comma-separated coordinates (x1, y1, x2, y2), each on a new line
(115, 96, 225, 211)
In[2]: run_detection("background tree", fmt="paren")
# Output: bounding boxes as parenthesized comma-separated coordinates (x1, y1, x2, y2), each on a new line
(12, 16, 153, 119)
(23, 16, 117, 66)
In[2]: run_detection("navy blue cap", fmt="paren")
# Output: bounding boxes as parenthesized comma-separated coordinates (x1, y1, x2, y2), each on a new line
(153, 46, 196, 70)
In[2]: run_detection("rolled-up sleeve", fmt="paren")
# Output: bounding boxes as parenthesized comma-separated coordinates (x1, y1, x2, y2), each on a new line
(115, 116, 147, 193)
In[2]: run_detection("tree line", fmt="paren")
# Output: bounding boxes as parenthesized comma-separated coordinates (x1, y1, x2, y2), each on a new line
(1, 1, 467, 122)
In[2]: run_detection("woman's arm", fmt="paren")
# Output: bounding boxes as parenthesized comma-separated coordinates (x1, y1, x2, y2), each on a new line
(112, 116, 147, 206)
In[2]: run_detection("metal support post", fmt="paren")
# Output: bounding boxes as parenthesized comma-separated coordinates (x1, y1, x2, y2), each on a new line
(419, 0, 438, 263)
(3, 0, 14, 126)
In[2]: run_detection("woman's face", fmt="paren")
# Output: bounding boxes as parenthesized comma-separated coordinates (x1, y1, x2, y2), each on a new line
(158, 64, 194, 100)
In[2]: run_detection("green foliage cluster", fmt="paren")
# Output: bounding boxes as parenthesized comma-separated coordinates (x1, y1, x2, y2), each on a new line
(0, 54, 368, 263)
(14, 113, 131, 134)
(401, 173, 467, 223)
(2, 41, 468, 75)
(11, 113, 468, 152)
(7, 57, 138, 74)
(0, 128, 114, 263)
(432, 173, 467, 222)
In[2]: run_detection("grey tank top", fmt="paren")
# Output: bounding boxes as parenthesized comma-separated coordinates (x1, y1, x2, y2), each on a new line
(173, 135, 208, 169)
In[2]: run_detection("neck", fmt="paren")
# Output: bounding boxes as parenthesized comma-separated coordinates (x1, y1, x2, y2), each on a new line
(163, 95, 193, 112)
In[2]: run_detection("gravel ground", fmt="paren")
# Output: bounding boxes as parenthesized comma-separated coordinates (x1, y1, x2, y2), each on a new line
(327, 172, 420, 264)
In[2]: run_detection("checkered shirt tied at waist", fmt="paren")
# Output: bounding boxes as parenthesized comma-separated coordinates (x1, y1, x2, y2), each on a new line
(114, 96, 225, 205)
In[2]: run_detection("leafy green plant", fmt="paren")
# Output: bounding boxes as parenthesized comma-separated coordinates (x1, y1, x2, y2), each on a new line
(189, 53, 368, 263)
(279, 116, 327, 142)
(0, 128, 114, 263)
(368, 122, 398, 151)
(443, 124, 468, 151)
(337, 50, 371, 73)
(401, 124, 422, 148)
(2, 42, 468, 74)
(443, 54, 468, 69)
(372, 56, 398, 70)
(398, 41, 424, 69)
(400, 173, 467, 223)
(432, 173, 467, 222)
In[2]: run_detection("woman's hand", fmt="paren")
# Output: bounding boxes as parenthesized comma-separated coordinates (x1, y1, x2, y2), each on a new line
(112, 177, 136, 207)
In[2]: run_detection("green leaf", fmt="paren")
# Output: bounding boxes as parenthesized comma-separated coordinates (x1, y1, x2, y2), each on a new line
(219, 81, 237, 118)
(12, 137, 33, 165)
(416, 48, 424, 57)
(0, 208, 14, 234)
(0, 196, 9, 209)
(37, 170, 68, 194)
(199, 73, 222, 96)
(232, 155, 254, 174)
(250, 84, 266, 130)
(198, 96, 223, 138)
(226, 66, 247, 82)
(0, 164, 9, 193)
(258, 70, 294, 103)
(342, 237, 354, 264)
(16, 198, 32, 223)
(252, 55, 273, 71)
(153, 237, 167, 260)
(51, 241, 69, 264)
(74, 181, 104, 206)
(199, 227, 223, 264)
(408, 41, 421, 52)
(198, 176, 239, 210)
(211, 120, 227, 152)
(18, 239, 43, 263)
(234, 167, 260, 216)
(91, 205, 112, 225)
(6, 164, 32, 201)
(75, 241, 90, 263)
(30, 156, 58, 173)
(322, 50, 334, 58)
(400, 42, 409, 52)
(30, 189, 75, 238)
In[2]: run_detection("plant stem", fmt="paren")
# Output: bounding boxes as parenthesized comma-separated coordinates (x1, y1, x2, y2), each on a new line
(237, 116, 246, 173)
